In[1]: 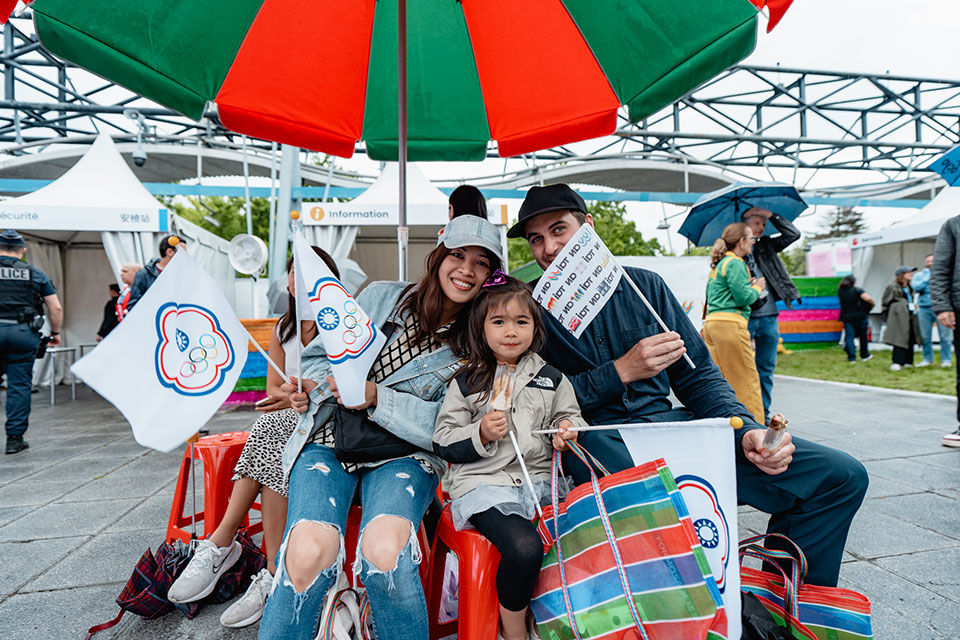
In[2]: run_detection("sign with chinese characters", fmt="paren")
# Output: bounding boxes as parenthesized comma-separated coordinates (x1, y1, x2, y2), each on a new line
(0, 204, 167, 232)
(532, 224, 622, 339)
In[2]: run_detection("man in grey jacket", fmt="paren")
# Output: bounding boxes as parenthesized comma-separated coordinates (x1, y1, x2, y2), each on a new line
(743, 207, 801, 423)
(930, 215, 960, 447)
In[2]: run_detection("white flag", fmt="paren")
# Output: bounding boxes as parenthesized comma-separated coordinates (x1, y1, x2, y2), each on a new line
(293, 232, 385, 406)
(532, 224, 622, 338)
(619, 422, 741, 640)
(71, 250, 248, 453)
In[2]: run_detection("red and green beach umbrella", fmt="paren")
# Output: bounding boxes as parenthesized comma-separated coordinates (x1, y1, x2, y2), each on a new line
(19, 0, 790, 161)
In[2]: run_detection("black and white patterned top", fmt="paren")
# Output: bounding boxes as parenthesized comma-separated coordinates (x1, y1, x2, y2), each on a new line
(307, 311, 447, 473)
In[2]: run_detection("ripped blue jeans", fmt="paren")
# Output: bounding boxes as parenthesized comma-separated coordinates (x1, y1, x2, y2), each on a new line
(258, 443, 437, 640)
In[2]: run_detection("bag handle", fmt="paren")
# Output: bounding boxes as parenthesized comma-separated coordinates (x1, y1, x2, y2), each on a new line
(564, 439, 611, 476)
(739, 533, 809, 583)
(84, 610, 125, 640)
(551, 445, 650, 640)
(740, 550, 819, 640)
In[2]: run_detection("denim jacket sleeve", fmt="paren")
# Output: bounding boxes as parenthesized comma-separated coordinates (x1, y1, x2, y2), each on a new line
(912, 268, 930, 295)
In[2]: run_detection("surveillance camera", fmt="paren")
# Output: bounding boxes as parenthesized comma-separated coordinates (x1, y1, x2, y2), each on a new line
(132, 149, 147, 167)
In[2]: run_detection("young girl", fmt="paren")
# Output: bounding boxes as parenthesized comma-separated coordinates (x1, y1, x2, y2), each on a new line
(433, 273, 584, 640)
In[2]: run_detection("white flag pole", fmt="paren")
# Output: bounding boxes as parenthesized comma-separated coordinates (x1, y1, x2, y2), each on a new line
(619, 266, 696, 369)
(242, 326, 291, 386)
(291, 211, 303, 394)
(508, 431, 544, 519)
(531, 416, 741, 435)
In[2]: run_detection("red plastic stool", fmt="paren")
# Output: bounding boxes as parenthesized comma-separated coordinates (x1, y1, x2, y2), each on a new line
(427, 504, 501, 640)
(166, 431, 262, 543)
(341, 505, 432, 591)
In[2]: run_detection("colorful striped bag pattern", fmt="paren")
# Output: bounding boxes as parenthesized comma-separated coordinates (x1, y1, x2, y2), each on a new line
(531, 441, 727, 640)
(740, 534, 873, 640)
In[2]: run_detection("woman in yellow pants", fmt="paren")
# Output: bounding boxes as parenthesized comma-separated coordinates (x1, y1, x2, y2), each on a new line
(703, 222, 767, 423)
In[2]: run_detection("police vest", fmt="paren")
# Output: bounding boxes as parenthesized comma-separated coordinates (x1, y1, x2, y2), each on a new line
(0, 260, 39, 322)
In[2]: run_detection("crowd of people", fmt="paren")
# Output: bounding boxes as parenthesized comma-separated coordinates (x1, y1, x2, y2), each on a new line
(144, 183, 868, 640)
(9, 174, 960, 638)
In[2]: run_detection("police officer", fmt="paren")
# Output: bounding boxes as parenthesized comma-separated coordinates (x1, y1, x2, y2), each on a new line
(0, 230, 62, 455)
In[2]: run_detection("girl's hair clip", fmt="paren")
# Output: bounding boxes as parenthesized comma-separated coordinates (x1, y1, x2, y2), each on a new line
(482, 269, 508, 288)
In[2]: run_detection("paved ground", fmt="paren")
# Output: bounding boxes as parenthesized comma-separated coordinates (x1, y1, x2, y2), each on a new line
(0, 377, 957, 639)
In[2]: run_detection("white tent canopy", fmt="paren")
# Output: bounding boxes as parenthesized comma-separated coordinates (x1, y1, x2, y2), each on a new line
(851, 186, 960, 313)
(298, 162, 506, 288)
(0, 133, 234, 385)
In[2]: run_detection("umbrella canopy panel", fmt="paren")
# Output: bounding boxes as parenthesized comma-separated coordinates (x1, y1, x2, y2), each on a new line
(679, 181, 808, 247)
(30, 0, 759, 161)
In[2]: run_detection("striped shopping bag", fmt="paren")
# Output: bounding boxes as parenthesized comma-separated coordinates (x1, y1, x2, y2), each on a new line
(739, 535, 872, 640)
(531, 442, 727, 640)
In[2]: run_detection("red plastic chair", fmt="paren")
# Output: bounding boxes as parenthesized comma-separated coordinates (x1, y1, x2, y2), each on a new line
(427, 504, 501, 640)
(166, 431, 263, 544)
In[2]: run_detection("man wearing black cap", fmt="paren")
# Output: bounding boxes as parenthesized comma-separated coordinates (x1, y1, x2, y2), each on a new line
(512, 184, 867, 587)
(126, 234, 186, 310)
(0, 230, 62, 455)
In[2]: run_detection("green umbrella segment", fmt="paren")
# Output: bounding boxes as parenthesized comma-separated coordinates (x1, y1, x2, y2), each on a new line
(24, 0, 780, 161)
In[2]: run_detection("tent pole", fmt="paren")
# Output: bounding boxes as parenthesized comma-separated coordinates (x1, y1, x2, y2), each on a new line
(397, 0, 408, 282)
(267, 141, 278, 275)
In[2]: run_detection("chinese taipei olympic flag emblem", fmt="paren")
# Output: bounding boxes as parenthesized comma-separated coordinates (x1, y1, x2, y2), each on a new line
(311, 279, 379, 364)
(71, 250, 247, 452)
(293, 232, 384, 407)
(155, 303, 237, 395)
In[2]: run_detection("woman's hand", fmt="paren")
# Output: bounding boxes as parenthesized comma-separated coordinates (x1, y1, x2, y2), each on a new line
(255, 394, 292, 413)
(281, 376, 317, 413)
(552, 419, 578, 451)
(326, 376, 378, 410)
(480, 410, 508, 445)
(751, 277, 766, 291)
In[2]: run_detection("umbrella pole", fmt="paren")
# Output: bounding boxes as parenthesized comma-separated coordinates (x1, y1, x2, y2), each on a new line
(397, 0, 408, 282)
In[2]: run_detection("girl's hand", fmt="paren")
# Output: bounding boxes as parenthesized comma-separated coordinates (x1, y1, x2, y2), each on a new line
(255, 394, 291, 413)
(281, 376, 317, 413)
(326, 376, 378, 410)
(480, 410, 508, 445)
(552, 420, 578, 451)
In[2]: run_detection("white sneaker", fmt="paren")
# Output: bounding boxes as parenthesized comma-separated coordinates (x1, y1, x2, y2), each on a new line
(943, 429, 960, 448)
(890, 364, 902, 371)
(167, 538, 242, 603)
(221, 567, 273, 628)
(917, 360, 933, 367)
(943, 361, 953, 368)
(862, 355, 873, 362)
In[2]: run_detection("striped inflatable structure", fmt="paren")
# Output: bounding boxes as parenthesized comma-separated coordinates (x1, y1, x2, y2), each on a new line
(225, 318, 277, 405)
(777, 277, 844, 350)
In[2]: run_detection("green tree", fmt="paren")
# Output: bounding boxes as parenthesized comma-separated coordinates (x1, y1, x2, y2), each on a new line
(781, 241, 807, 276)
(814, 207, 866, 240)
(164, 196, 272, 243)
(507, 200, 661, 271)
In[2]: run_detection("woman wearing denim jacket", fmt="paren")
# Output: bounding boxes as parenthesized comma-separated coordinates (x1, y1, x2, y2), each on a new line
(258, 215, 503, 640)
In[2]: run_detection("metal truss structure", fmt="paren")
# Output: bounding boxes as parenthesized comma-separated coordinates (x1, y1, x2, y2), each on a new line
(602, 64, 960, 177)
(2, 14, 960, 193)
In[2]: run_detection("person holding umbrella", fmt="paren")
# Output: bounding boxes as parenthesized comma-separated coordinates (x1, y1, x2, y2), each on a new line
(882, 266, 921, 371)
(680, 182, 805, 423)
(742, 207, 800, 422)
(703, 222, 766, 423)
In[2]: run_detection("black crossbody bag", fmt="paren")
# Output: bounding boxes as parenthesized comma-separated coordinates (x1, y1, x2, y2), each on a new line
(333, 404, 421, 463)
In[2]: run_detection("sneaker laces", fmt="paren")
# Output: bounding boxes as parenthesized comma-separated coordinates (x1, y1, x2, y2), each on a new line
(248, 569, 272, 602)
(183, 540, 220, 576)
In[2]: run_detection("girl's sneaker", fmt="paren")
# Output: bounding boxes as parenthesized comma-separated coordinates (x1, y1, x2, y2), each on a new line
(167, 538, 241, 603)
(220, 567, 273, 628)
